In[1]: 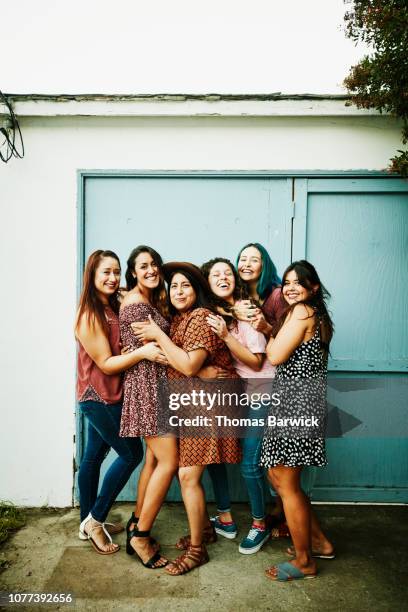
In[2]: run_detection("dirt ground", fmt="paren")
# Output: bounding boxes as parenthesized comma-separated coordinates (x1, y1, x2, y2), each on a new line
(0, 503, 407, 611)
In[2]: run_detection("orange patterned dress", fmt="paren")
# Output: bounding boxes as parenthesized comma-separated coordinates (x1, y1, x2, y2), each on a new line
(167, 308, 242, 467)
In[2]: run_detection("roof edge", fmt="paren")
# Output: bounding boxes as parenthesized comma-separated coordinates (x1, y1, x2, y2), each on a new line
(4, 92, 351, 102)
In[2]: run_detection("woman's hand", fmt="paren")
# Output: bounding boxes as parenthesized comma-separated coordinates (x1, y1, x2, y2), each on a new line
(141, 341, 168, 365)
(197, 364, 230, 379)
(117, 287, 128, 304)
(250, 310, 272, 335)
(232, 300, 258, 322)
(206, 314, 228, 339)
(131, 315, 161, 342)
(120, 344, 133, 355)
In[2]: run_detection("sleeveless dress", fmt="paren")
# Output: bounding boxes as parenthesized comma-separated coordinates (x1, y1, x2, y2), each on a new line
(259, 325, 327, 467)
(119, 302, 170, 437)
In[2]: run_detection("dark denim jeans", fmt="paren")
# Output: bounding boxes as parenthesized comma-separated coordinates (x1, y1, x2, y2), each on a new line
(78, 401, 143, 522)
(207, 404, 277, 520)
(207, 463, 232, 513)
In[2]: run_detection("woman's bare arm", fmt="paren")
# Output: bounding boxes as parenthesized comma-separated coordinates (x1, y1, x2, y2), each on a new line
(206, 314, 263, 371)
(76, 314, 167, 375)
(131, 316, 208, 376)
(266, 304, 312, 366)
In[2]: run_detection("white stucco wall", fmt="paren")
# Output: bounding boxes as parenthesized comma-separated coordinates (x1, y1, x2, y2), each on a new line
(0, 106, 402, 506)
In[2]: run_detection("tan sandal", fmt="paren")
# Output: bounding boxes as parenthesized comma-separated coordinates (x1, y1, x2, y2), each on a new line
(79, 513, 120, 555)
(165, 544, 209, 576)
(104, 521, 125, 536)
(176, 524, 217, 550)
(78, 519, 124, 540)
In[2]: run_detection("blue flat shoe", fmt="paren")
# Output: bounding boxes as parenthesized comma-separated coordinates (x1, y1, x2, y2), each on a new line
(265, 561, 317, 581)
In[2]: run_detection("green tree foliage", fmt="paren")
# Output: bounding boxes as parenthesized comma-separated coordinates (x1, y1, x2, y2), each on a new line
(343, 0, 408, 175)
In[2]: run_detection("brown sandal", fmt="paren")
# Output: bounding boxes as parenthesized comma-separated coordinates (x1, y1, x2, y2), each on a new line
(165, 543, 209, 576)
(270, 521, 290, 539)
(176, 524, 217, 550)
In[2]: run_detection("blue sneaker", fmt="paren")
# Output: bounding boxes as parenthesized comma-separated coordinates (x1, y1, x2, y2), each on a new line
(210, 516, 238, 539)
(238, 525, 270, 554)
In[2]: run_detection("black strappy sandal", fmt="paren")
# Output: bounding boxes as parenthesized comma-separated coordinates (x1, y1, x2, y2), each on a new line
(126, 526, 168, 569)
(126, 512, 160, 552)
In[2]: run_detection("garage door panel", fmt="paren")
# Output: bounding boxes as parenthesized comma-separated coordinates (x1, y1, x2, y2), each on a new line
(306, 192, 408, 371)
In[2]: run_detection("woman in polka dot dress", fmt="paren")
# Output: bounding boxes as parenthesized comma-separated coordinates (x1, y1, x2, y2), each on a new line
(260, 260, 334, 581)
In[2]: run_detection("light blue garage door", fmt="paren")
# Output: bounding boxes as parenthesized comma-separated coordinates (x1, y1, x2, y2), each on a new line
(77, 175, 292, 502)
(293, 178, 408, 502)
(76, 173, 408, 503)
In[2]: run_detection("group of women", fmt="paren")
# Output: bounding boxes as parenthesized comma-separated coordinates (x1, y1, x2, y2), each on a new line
(75, 242, 334, 581)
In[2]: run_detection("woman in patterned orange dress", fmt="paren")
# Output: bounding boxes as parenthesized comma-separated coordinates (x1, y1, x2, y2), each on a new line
(132, 262, 241, 575)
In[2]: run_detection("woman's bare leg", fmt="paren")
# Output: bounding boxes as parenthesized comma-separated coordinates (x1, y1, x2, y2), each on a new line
(268, 465, 316, 576)
(310, 509, 334, 555)
(130, 436, 178, 565)
(179, 465, 207, 546)
(217, 510, 233, 523)
(134, 446, 157, 519)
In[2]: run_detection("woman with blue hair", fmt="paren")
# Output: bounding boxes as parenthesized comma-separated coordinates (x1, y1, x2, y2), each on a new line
(235, 243, 285, 337)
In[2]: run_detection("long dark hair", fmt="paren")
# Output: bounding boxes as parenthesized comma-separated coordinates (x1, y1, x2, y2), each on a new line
(275, 260, 334, 357)
(201, 257, 249, 314)
(236, 243, 281, 300)
(125, 245, 168, 318)
(76, 250, 120, 337)
(167, 268, 216, 316)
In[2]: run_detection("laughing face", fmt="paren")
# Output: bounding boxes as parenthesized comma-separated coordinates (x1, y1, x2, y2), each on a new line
(282, 269, 317, 305)
(94, 256, 121, 302)
(208, 261, 236, 303)
(237, 246, 262, 284)
(169, 273, 197, 313)
(132, 252, 160, 290)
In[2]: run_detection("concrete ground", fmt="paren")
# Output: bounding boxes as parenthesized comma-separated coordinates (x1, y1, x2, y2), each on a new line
(0, 503, 407, 612)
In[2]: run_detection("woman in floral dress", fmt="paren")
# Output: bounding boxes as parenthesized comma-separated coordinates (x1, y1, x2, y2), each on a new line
(119, 245, 178, 569)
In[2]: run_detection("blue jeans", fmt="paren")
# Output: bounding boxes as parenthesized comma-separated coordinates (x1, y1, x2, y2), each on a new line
(78, 401, 143, 522)
(207, 463, 232, 513)
(240, 435, 270, 520)
(208, 404, 276, 520)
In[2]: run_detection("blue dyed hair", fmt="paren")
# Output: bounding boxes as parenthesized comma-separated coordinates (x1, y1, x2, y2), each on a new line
(236, 242, 281, 300)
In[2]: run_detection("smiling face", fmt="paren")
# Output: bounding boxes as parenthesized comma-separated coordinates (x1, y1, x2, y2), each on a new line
(208, 261, 236, 303)
(169, 273, 197, 312)
(94, 256, 121, 302)
(282, 269, 317, 305)
(237, 246, 263, 283)
(133, 251, 160, 291)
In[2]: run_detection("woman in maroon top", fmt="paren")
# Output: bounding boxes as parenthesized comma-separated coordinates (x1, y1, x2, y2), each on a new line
(75, 250, 166, 555)
(234, 243, 288, 531)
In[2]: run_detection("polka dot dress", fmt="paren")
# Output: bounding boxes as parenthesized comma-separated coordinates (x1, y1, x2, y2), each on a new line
(260, 325, 328, 468)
